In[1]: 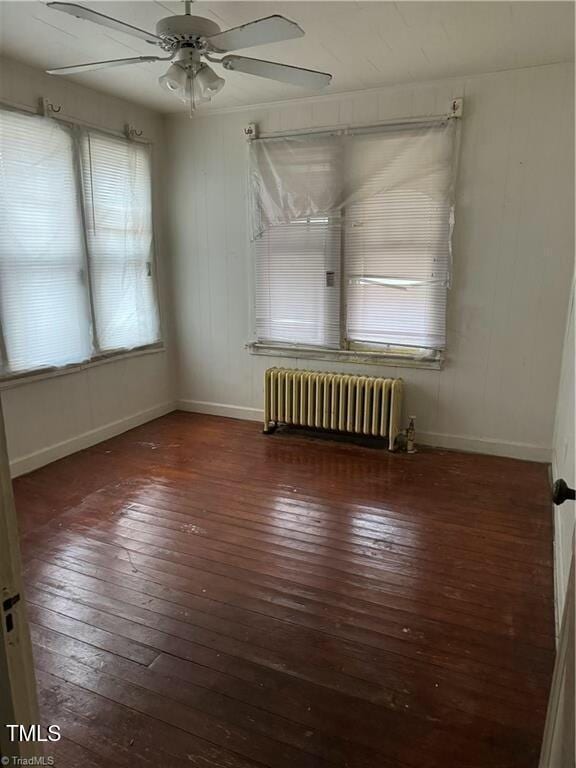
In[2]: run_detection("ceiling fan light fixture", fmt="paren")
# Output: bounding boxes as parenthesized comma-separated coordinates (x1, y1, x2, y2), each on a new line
(195, 64, 225, 97)
(158, 61, 187, 93)
(159, 60, 224, 113)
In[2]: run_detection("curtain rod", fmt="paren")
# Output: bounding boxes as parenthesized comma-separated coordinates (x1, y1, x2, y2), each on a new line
(254, 112, 453, 141)
(0, 96, 153, 144)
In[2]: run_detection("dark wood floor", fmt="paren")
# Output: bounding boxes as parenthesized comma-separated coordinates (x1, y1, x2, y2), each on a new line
(15, 412, 555, 767)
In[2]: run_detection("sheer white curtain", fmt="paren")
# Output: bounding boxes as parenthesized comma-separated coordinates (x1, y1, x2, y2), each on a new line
(0, 109, 92, 374)
(81, 132, 160, 352)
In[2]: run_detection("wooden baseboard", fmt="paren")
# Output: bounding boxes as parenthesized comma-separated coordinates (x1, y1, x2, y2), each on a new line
(177, 399, 263, 423)
(176, 399, 551, 462)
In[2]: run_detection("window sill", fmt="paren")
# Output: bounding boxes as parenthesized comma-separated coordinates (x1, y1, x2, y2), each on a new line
(0, 343, 166, 390)
(247, 343, 443, 370)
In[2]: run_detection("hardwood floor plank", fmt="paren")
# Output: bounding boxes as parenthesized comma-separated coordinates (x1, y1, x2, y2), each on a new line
(38, 505, 552, 631)
(24, 533, 554, 650)
(24, 551, 551, 722)
(39, 735, 114, 768)
(122, 477, 553, 542)
(25, 560, 554, 686)
(78, 497, 553, 595)
(27, 601, 159, 665)
(32, 633, 539, 768)
(24, 557, 554, 672)
(30, 519, 554, 638)
(36, 667, 263, 768)
(31, 624, 405, 768)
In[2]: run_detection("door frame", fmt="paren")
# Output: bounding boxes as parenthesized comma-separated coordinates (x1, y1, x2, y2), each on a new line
(0, 398, 41, 760)
(539, 540, 575, 767)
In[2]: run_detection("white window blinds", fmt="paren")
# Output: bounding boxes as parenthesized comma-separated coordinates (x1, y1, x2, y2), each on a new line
(0, 106, 161, 378)
(81, 132, 160, 352)
(250, 120, 456, 356)
(0, 110, 92, 375)
(254, 137, 342, 348)
(255, 217, 341, 347)
(345, 126, 453, 350)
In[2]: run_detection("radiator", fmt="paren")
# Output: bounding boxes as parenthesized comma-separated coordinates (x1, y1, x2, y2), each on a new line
(263, 367, 404, 450)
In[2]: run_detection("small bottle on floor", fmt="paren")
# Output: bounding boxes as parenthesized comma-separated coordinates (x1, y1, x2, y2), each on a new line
(406, 416, 417, 454)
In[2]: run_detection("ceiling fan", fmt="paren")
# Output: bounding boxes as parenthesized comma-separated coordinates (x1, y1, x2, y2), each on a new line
(45, 1, 332, 110)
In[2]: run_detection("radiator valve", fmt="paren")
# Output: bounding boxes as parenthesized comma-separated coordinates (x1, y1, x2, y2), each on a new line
(406, 416, 417, 454)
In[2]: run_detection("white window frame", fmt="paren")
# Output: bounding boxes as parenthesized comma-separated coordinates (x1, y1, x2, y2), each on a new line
(0, 102, 164, 385)
(248, 115, 459, 371)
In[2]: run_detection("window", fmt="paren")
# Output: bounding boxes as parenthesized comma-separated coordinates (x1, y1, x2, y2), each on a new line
(0, 107, 160, 379)
(0, 109, 92, 374)
(81, 132, 159, 352)
(250, 120, 457, 364)
(254, 137, 342, 347)
(255, 217, 341, 347)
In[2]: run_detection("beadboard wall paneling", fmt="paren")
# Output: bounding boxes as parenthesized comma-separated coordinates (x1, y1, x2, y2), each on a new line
(166, 63, 574, 461)
(0, 56, 176, 476)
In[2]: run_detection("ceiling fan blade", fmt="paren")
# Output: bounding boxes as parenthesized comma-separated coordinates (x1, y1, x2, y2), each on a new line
(47, 2, 161, 44)
(221, 56, 332, 89)
(205, 15, 304, 53)
(47, 56, 162, 75)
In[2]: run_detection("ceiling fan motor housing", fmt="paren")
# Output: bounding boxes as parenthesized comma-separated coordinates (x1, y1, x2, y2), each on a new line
(156, 16, 221, 51)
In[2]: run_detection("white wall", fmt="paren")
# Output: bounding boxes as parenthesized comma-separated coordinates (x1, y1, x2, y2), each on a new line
(553, 278, 575, 628)
(166, 62, 574, 461)
(0, 57, 177, 476)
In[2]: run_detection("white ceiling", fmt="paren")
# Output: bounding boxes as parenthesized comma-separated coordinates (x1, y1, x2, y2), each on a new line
(0, 1, 573, 113)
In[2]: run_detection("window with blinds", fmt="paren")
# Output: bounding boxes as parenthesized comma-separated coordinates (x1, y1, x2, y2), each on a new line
(251, 120, 456, 360)
(81, 132, 160, 352)
(254, 136, 343, 348)
(0, 110, 92, 374)
(255, 218, 341, 348)
(0, 106, 160, 378)
(345, 126, 453, 352)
